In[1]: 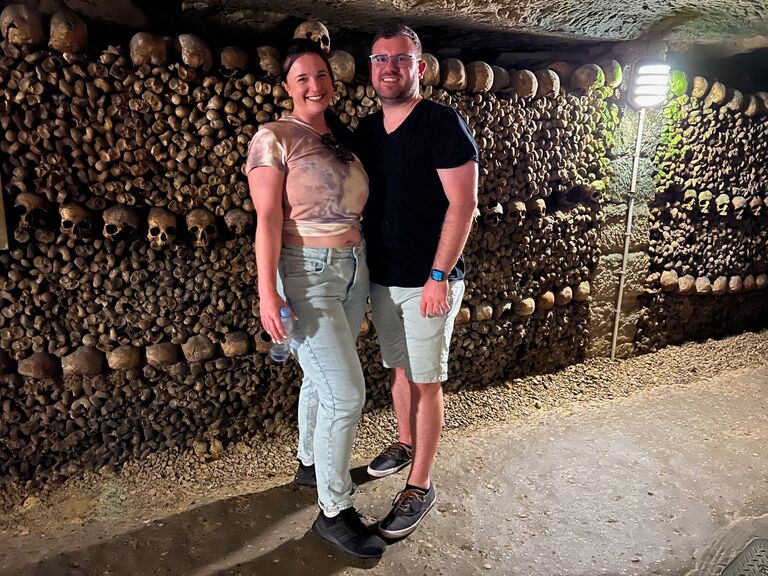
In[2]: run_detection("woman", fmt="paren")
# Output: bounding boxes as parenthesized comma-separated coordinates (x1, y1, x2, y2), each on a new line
(245, 39, 385, 560)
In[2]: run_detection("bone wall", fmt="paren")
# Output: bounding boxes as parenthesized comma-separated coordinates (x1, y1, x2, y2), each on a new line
(635, 76, 768, 351)
(0, 5, 720, 483)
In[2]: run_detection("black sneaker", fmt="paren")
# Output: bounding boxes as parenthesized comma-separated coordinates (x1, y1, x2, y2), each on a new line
(294, 462, 316, 488)
(378, 484, 436, 538)
(367, 441, 413, 478)
(312, 508, 387, 559)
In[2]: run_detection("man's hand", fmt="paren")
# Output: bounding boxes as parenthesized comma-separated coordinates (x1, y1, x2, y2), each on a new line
(259, 292, 291, 342)
(420, 279, 449, 318)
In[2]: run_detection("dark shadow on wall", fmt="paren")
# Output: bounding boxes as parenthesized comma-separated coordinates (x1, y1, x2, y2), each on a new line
(635, 291, 768, 354)
(7, 467, 379, 576)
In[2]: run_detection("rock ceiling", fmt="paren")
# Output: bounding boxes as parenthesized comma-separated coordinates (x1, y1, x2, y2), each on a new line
(5, 0, 768, 66)
(179, 1, 766, 55)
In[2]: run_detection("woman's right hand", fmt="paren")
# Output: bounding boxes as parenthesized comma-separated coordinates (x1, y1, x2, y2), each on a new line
(259, 292, 290, 342)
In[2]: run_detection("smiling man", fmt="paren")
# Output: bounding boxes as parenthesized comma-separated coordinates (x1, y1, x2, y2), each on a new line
(352, 24, 479, 538)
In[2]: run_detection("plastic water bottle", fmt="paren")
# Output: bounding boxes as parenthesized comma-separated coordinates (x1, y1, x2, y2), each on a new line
(269, 306, 296, 362)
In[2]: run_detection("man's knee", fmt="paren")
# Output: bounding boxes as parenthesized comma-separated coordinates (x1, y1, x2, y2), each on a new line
(391, 366, 409, 385)
(410, 381, 442, 399)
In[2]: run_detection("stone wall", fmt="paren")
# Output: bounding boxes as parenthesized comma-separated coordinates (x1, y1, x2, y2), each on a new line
(586, 102, 662, 359)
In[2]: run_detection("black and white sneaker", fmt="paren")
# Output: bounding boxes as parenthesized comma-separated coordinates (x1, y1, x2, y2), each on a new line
(378, 484, 436, 539)
(295, 462, 358, 494)
(367, 441, 413, 478)
(312, 508, 387, 559)
(294, 462, 316, 488)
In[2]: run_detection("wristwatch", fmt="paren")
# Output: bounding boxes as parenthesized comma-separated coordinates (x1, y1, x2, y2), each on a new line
(430, 269, 447, 282)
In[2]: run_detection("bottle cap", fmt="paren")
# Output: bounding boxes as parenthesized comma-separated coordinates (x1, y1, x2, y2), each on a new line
(279, 306, 292, 318)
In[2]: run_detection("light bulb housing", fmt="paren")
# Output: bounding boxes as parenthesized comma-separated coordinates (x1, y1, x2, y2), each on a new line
(628, 60, 671, 109)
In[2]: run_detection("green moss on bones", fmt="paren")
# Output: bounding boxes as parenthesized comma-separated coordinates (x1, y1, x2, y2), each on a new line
(669, 70, 688, 97)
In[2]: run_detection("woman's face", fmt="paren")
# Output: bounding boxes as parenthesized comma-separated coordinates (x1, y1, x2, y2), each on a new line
(284, 53, 333, 118)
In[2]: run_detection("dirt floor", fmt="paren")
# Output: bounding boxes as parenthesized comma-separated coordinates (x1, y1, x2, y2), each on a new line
(1, 330, 767, 576)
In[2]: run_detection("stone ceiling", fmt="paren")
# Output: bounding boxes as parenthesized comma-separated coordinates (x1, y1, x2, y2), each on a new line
(177, 0, 767, 56)
(3, 0, 767, 78)
(6, 0, 764, 54)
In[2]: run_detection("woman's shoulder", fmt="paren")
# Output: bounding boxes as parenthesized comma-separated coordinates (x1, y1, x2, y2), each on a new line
(255, 119, 300, 137)
(250, 119, 308, 150)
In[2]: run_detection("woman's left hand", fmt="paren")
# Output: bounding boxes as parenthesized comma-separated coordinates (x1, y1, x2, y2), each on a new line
(259, 291, 291, 342)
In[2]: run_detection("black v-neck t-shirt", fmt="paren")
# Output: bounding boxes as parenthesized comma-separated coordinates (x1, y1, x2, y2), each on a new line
(353, 99, 478, 287)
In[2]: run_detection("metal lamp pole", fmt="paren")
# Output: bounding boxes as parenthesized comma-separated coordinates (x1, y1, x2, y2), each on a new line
(610, 106, 646, 360)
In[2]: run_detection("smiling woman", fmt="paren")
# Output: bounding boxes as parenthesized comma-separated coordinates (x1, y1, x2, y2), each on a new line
(281, 47, 334, 117)
(243, 39, 384, 560)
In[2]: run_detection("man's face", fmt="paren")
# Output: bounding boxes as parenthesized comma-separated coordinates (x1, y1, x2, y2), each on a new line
(370, 36, 425, 104)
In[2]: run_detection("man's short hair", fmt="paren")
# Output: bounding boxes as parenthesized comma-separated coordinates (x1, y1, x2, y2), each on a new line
(372, 24, 422, 56)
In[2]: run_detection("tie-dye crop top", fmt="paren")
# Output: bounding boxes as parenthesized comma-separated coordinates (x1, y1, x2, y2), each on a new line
(245, 116, 368, 237)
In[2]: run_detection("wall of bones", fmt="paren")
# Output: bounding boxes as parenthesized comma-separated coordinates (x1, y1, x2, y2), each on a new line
(635, 75, 768, 351)
(0, 5, 765, 482)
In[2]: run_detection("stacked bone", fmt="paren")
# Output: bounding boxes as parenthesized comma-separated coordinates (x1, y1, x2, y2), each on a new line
(637, 72, 768, 352)
(0, 4, 618, 481)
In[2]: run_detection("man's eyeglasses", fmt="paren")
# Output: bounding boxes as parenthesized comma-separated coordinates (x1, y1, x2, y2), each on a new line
(369, 54, 417, 68)
(321, 133, 354, 164)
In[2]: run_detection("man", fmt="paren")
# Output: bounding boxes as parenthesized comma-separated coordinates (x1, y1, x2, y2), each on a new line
(353, 24, 479, 538)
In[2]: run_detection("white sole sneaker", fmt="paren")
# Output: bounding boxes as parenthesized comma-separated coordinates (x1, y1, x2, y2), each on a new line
(366, 460, 412, 478)
(378, 496, 437, 539)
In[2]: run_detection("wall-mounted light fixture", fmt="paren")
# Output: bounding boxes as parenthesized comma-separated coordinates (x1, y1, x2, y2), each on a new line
(629, 62, 671, 109)
(610, 60, 671, 360)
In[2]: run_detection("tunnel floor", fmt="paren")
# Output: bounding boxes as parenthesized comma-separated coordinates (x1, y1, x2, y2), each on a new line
(1, 332, 767, 576)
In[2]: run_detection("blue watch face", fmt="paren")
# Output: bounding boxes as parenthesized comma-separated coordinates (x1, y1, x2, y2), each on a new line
(431, 269, 445, 281)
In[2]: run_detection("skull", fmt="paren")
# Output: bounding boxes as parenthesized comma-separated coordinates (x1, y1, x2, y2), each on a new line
(329, 49, 355, 84)
(697, 190, 713, 213)
(59, 203, 91, 239)
(256, 46, 281, 77)
(220, 46, 249, 73)
(14, 192, 49, 230)
(129, 31, 168, 66)
(482, 202, 504, 226)
(293, 20, 331, 53)
(534, 68, 560, 98)
(186, 207, 218, 248)
(224, 208, 254, 236)
(526, 198, 546, 219)
(103, 204, 140, 240)
(505, 200, 526, 226)
(147, 207, 177, 250)
(49, 10, 88, 54)
(715, 193, 730, 216)
(175, 34, 212, 71)
(749, 196, 763, 217)
(465, 61, 493, 94)
(681, 189, 697, 211)
(0, 5, 44, 46)
(731, 195, 747, 220)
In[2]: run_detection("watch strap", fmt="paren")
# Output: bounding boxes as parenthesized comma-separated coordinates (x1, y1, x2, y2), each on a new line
(430, 269, 446, 282)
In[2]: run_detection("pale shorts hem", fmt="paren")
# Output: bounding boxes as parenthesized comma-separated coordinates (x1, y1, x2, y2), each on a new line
(370, 281, 464, 385)
(379, 358, 447, 383)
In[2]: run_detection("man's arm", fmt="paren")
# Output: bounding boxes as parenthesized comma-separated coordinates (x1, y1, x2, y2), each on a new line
(420, 160, 478, 318)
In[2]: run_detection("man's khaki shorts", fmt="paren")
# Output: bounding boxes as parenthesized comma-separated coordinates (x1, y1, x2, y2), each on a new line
(369, 281, 465, 384)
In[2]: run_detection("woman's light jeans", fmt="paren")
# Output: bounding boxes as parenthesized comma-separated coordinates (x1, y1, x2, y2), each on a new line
(277, 241, 368, 515)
